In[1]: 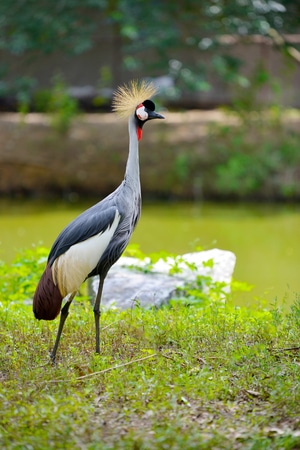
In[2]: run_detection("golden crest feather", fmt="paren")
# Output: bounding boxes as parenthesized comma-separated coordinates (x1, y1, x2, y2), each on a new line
(112, 80, 158, 118)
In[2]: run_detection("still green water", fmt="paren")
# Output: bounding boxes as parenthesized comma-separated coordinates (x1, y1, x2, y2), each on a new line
(0, 199, 299, 306)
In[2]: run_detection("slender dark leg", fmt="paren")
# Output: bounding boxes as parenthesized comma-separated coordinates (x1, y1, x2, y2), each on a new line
(50, 292, 76, 363)
(93, 275, 105, 354)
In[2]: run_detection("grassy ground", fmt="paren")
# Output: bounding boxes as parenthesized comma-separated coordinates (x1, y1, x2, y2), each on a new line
(0, 249, 300, 449)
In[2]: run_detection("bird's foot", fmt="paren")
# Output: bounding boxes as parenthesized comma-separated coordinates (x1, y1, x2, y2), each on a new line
(49, 352, 57, 365)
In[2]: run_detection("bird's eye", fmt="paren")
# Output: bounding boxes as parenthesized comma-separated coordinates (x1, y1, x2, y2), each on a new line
(136, 104, 148, 121)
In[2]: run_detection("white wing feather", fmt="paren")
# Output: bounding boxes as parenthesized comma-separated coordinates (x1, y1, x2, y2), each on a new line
(52, 210, 121, 296)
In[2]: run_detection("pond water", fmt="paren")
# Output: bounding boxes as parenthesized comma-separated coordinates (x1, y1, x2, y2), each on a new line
(0, 199, 299, 307)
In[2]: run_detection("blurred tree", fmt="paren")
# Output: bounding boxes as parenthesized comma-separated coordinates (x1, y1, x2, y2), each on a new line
(113, 0, 300, 97)
(0, 0, 107, 104)
(0, 1, 102, 55)
(0, 0, 299, 105)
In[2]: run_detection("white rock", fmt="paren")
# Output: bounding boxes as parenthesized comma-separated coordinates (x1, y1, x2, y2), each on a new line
(89, 249, 236, 310)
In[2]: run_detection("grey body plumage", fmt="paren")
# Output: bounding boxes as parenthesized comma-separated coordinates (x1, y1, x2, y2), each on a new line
(49, 180, 140, 277)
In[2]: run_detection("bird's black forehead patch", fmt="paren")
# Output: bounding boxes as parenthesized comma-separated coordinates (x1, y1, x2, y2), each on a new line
(142, 99, 155, 111)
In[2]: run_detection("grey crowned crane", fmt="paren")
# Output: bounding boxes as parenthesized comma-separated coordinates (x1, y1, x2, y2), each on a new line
(33, 80, 165, 362)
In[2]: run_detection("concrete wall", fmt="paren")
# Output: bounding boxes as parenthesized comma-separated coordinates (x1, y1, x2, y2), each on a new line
(0, 111, 299, 200)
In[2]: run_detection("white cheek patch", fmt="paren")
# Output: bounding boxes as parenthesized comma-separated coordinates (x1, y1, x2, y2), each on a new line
(136, 105, 148, 121)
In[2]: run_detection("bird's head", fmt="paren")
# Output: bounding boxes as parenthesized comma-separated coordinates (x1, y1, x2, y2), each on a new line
(134, 99, 165, 141)
(112, 80, 165, 141)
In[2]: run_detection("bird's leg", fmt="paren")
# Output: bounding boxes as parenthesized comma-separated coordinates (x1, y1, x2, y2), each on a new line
(50, 292, 76, 363)
(93, 275, 105, 354)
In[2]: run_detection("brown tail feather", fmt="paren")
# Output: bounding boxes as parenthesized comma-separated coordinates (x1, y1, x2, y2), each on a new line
(33, 264, 63, 320)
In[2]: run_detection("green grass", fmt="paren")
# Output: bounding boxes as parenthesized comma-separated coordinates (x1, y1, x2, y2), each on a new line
(0, 248, 300, 449)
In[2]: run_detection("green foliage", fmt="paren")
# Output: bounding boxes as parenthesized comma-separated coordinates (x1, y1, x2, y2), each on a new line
(0, 246, 300, 448)
(0, 246, 48, 304)
(214, 140, 274, 197)
(174, 153, 190, 182)
(0, 0, 107, 108)
(93, 65, 113, 108)
(0, 0, 300, 101)
(202, 64, 300, 200)
(0, 75, 36, 113)
(208, 105, 300, 199)
(34, 75, 80, 134)
(112, 0, 300, 93)
(0, 0, 105, 55)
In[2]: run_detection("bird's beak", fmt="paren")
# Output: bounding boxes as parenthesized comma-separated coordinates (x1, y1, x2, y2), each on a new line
(148, 111, 165, 120)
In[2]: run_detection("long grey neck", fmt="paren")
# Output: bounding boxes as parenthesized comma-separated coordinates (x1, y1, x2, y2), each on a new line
(124, 114, 141, 194)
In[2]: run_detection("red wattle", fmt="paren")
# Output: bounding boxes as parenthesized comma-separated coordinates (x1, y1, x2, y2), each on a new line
(137, 127, 143, 141)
